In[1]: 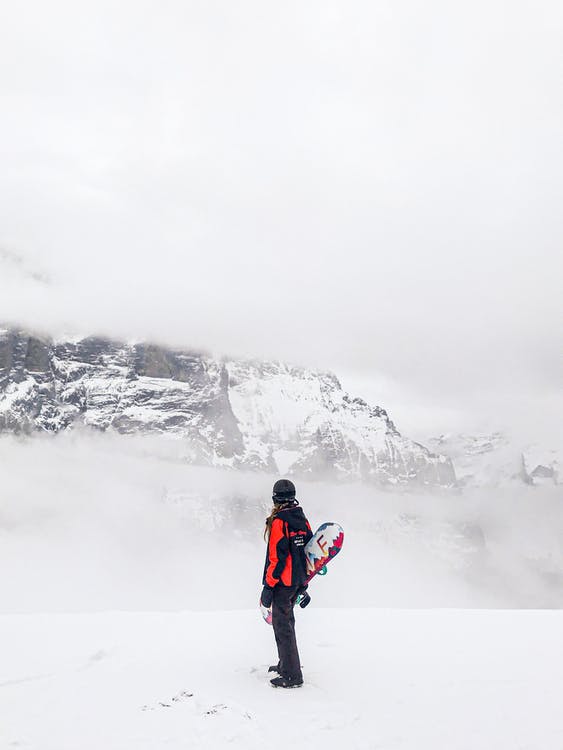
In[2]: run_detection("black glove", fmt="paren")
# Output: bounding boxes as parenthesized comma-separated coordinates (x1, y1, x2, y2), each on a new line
(298, 591, 311, 608)
(297, 584, 311, 609)
(292, 585, 311, 609)
(260, 586, 273, 608)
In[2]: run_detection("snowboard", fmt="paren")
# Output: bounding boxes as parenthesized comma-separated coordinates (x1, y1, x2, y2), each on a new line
(304, 521, 344, 584)
(260, 522, 344, 624)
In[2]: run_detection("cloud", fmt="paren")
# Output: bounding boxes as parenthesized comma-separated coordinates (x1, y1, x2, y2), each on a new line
(0, 0, 561, 421)
(0, 248, 50, 285)
(1, 432, 562, 613)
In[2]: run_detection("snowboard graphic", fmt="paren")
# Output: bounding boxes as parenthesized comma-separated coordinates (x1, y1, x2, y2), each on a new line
(261, 522, 344, 624)
(304, 522, 344, 584)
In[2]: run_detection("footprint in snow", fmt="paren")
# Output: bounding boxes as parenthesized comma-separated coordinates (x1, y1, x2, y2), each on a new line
(204, 704, 227, 715)
(141, 692, 252, 721)
(204, 704, 252, 720)
(141, 690, 194, 711)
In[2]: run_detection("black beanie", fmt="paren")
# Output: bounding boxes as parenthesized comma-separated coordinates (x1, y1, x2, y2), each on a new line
(272, 478, 296, 503)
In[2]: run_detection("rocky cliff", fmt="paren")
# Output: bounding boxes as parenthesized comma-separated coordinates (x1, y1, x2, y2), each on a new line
(0, 328, 455, 486)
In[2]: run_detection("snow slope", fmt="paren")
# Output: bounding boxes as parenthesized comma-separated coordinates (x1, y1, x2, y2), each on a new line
(1, 608, 562, 750)
(1, 429, 562, 748)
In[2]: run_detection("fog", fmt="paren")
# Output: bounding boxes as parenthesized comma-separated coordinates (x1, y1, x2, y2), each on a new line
(2, 432, 561, 614)
(1, 0, 562, 432)
(1, 1, 562, 616)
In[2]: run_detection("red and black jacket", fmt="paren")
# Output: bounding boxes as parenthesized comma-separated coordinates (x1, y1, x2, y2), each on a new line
(263, 505, 313, 588)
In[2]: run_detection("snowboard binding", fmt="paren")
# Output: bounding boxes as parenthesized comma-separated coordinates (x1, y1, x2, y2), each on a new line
(296, 591, 311, 608)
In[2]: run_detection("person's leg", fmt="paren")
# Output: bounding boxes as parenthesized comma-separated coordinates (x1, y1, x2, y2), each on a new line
(272, 586, 302, 681)
(271, 589, 286, 673)
(272, 629, 283, 674)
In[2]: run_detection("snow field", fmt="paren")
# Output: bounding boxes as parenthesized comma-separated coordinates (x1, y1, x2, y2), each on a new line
(2, 608, 562, 750)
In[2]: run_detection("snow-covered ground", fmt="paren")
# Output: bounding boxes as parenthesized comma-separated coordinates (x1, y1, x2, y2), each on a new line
(2, 432, 563, 748)
(2, 608, 562, 750)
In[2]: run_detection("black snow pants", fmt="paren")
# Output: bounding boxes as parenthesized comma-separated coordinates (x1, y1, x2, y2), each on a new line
(272, 585, 302, 681)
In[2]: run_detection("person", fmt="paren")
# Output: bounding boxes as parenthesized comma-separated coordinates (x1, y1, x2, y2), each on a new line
(260, 478, 313, 688)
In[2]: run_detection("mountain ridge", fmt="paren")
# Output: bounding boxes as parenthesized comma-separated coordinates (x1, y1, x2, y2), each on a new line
(0, 327, 455, 486)
(429, 432, 561, 487)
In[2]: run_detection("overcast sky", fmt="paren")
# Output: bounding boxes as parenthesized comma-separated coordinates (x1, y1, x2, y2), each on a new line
(1, 1, 561, 438)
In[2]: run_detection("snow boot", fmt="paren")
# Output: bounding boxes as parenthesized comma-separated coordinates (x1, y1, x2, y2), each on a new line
(268, 663, 281, 673)
(270, 675, 303, 689)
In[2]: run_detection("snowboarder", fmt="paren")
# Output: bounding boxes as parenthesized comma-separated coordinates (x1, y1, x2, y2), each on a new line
(260, 478, 313, 688)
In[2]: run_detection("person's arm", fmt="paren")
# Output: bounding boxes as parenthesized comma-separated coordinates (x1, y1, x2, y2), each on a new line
(264, 518, 289, 587)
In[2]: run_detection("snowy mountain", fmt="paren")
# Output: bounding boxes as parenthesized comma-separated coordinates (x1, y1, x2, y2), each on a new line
(0, 327, 454, 486)
(429, 432, 562, 486)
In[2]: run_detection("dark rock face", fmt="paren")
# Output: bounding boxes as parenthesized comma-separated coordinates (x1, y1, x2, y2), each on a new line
(0, 327, 455, 486)
(0, 331, 58, 432)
